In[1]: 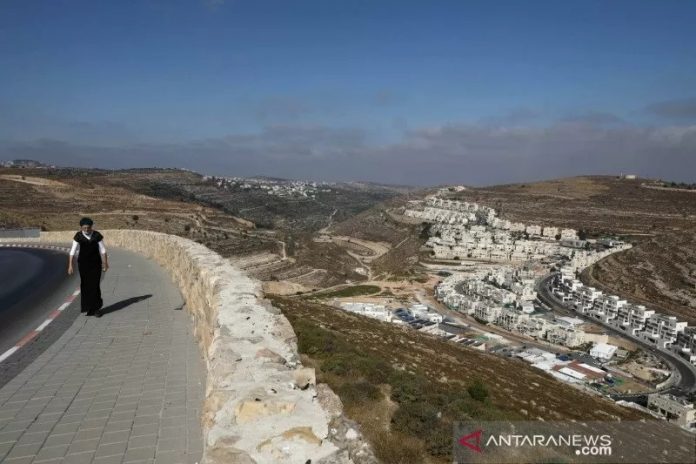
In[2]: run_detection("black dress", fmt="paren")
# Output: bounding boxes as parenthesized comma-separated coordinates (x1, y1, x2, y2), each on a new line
(74, 230, 104, 314)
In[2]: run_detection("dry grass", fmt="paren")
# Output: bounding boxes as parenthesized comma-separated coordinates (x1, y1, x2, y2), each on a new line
(0, 167, 278, 257)
(271, 296, 646, 464)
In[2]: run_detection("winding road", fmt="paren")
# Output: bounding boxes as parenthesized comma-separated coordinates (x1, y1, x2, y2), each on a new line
(537, 273, 696, 397)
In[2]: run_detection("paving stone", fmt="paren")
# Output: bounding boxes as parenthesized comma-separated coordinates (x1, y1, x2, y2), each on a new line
(63, 451, 95, 464)
(101, 429, 130, 445)
(43, 432, 75, 447)
(130, 424, 158, 438)
(0, 441, 14, 459)
(128, 434, 157, 450)
(0, 249, 205, 463)
(0, 429, 23, 444)
(95, 440, 128, 458)
(93, 454, 126, 464)
(4, 442, 42, 459)
(73, 428, 103, 442)
(32, 444, 69, 462)
(67, 438, 101, 455)
(123, 445, 156, 462)
(157, 436, 186, 452)
(2, 456, 34, 464)
(154, 449, 189, 464)
(16, 430, 49, 446)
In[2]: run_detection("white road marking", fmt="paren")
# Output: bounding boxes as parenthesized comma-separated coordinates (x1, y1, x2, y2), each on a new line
(0, 347, 19, 363)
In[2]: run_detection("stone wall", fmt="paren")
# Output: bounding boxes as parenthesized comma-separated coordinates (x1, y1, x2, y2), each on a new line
(5, 230, 373, 464)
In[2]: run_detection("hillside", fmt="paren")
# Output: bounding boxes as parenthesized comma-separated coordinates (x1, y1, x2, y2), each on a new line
(2, 166, 690, 463)
(0, 168, 278, 257)
(271, 296, 646, 463)
(0, 166, 408, 289)
(448, 176, 696, 323)
(327, 176, 696, 322)
(326, 194, 433, 280)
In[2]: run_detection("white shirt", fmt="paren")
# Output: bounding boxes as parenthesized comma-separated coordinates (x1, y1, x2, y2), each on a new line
(69, 231, 107, 257)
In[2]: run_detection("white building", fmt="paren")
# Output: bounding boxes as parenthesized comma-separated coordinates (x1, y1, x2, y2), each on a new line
(674, 327, 696, 363)
(408, 304, 444, 323)
(576, 286, 602, 314)
(642, 314, 687, 348)
(647, 394, 696, 429)
(542, 226, 559, 238)
(339, 302, 393, 322)
(526, 224, 542, 236)
(475, 305, 502, 323)
(560, 228, 578, 240)
(590, 342, 618, 361)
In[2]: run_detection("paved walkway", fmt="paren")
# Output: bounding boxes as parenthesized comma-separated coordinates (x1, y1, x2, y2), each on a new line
(0, 248, 205, 464)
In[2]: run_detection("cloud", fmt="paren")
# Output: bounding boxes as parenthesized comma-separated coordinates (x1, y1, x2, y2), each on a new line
(2, 121, 696, 186)
(0, 103, 139, 145)
(560, 111, 624, 125)
(646, 97, 696, 120)
(480, 107, 541, 126)
(372, 90, 405, 107)
(251, 97, 315, 124)
(380, 122, 696, 185)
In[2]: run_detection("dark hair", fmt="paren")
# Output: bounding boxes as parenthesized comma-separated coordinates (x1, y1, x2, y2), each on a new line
(79, 217, 94, 226)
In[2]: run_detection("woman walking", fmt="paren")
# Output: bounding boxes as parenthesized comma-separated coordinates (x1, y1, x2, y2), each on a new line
(67, 217, 109, 317)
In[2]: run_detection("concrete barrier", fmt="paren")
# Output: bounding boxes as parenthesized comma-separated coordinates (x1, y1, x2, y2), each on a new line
(3, 230, 373, 464)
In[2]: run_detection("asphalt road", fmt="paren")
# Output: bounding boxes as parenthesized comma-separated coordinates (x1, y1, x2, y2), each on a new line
(0, 247, 78, 355)
(538, 273, 696, 396)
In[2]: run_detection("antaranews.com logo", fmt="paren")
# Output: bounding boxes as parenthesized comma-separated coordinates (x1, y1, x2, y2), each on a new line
(458, 428, 612, 456)
(453, 421, 694, 463)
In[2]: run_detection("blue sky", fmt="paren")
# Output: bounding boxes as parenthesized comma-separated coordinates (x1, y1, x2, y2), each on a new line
(1, 0, 695, 185)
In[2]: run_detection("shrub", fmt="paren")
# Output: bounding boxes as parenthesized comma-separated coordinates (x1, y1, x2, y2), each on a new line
(391, 401, 439, 435)
(467, 378, 489, 402)
(371, 430, 425, 464)
(389, 371, 428, 403)
(336, 381, 382, 405)
(322, 355, 353, 376)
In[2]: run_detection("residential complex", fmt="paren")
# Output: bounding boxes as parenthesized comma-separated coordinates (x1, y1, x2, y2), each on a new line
(553, 273, 695, 364)
(406, 196, 629, 272)
(202, 175, 331, 198)
(437, 272, 609, 350)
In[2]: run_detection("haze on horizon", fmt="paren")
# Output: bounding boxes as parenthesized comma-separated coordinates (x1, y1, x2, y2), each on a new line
(1, 0, 695, 186)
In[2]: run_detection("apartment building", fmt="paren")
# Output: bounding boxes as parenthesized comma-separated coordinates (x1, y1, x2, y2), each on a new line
(674, 327, 696, 363)
(647, 394, 696, 429)
(642, 314, 688, 348)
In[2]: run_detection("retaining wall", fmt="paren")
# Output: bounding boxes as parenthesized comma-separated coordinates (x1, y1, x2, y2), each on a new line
(4, 230, 371, 464)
